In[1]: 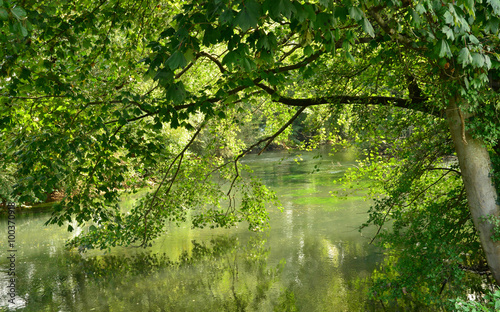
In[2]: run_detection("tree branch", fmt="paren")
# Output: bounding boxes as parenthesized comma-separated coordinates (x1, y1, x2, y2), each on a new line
(255, 82, 436, 115)
(223, 106, 307, 196)
(142, 123, 204, 246)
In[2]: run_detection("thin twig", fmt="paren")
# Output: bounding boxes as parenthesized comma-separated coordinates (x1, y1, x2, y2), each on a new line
(142, 123, 204, 245)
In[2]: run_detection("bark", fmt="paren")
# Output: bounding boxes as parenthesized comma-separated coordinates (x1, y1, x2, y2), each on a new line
(446, 97, 500, 285)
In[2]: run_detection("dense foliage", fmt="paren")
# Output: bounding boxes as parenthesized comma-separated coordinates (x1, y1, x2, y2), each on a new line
(2, 0, 500, 309)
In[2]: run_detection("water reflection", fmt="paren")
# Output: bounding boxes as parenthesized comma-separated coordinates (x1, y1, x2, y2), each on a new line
(1, 147, 384, 311)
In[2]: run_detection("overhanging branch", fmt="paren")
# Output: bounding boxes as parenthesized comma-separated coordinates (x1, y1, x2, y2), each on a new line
(255, 82, 436, 116)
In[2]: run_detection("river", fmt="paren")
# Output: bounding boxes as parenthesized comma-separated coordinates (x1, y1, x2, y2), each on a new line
(0, 147, 383, 311)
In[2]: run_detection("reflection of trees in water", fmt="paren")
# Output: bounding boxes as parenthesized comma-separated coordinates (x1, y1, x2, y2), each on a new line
(12, 235, 296, 311)
(277, 237, 381, 312)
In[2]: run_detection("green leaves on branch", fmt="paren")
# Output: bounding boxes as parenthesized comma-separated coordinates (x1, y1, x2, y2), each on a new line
(235, 0, 261, 32)
(166, 50, 187, 71)
(0, 1, 29, 38)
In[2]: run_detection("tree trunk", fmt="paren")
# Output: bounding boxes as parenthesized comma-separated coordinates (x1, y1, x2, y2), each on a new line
(446, 97, 500, 285)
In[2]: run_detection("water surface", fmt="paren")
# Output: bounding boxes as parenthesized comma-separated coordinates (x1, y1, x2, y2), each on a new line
(0, 147, 382, 311)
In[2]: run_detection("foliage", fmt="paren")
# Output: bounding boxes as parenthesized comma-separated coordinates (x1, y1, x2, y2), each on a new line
(333, 104, 493, 309)
(2, 0, 500, 308)
(452, 290, 500, 312)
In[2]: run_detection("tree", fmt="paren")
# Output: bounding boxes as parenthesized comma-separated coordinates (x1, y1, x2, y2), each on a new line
(1, 0, 500, 302)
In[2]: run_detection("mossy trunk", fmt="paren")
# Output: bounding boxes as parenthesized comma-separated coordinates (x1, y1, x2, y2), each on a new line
(446, 97, 500, 285)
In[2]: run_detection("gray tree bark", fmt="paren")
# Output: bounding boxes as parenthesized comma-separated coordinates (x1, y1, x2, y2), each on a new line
(446, 97, 500, 285)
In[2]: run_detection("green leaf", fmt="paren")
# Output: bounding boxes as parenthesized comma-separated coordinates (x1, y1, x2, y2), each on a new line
(0, 8, 8, 21)
(361, 17, 375, 37)
(303, 45, 313, 57)
(166, 50, 187, 70)
(345, 50, 355, 62)
(471, 53, 485, 68)
(438, 39, 452, 58)
(442, 25, 454, 40)
(235, 0, 261, 32)
(415, 3, 426, 14)
(348, 6, 364, 21)
(488, 0, 500, 15)
(334, 6, 348, 21)
(270, 0, 296, 19)
(484, 55, 492, 69)
(468, 34, 479, 45)
(409, 8, 422, 26)
(458, 47, 472, 66)
(222, 50, 240, 69)
(167, 81, 186, 104)
(241, 57, 256, 72)
(13, 22, 28, 37)
(153, 68, 174, 86)
(485, 17, 499, 34)
(443, 11, 454, 25)
(203, 25, 219, 46)
(11, 7, 27, 19)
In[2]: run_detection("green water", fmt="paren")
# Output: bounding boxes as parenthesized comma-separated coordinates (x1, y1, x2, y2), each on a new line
(0, 147, 382, 311)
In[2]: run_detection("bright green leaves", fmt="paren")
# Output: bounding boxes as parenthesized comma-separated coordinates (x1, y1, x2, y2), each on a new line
(235, 0, 262, 32)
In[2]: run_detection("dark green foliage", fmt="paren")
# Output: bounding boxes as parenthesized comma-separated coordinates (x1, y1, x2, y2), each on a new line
(2, 0, 500, 308)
